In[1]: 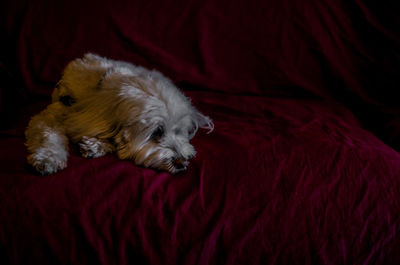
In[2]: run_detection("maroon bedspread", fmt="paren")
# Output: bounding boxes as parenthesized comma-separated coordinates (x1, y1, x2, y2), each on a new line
(1, 0, 400, 264)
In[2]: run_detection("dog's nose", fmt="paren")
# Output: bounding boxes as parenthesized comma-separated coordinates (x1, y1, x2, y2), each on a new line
(173, 157, 189, 170)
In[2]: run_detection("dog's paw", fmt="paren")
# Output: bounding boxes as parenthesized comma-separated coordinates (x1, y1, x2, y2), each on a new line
(27, 150, 67, 175)
(79, 136, 113, 158)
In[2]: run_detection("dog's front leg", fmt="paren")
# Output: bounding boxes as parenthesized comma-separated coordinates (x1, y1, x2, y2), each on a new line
(78, 136, 114, 158)
(25, 102, 69, 175)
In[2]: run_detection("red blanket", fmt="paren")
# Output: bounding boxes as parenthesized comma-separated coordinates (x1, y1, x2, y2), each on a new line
(1, 0, 400, 264)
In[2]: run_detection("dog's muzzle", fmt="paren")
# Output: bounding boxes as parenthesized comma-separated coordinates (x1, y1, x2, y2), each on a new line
(173, 157, 190, 171)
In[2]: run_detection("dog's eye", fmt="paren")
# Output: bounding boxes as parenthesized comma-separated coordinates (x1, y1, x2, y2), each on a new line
(59, 95, 76, 106)
(151, 126, 164, 141)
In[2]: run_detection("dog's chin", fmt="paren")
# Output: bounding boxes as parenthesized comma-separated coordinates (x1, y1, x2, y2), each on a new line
(141, 156, 190, 174)
(129, 145, 193, 174)
(162, 160, 190, 174)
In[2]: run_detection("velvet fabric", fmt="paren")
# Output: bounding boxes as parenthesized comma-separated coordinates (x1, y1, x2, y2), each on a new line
(1, 0, 400, 264)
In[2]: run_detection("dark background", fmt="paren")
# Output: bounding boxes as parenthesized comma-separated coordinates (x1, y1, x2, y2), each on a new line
(1, 0, 400, 264)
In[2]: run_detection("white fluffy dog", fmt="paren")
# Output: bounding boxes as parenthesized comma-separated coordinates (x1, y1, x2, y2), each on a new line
(25, 53, 213, 175)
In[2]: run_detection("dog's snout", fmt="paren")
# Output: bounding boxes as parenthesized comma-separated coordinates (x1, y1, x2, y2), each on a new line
(170, 143, 196, 160)
(172, 157, 189, 171)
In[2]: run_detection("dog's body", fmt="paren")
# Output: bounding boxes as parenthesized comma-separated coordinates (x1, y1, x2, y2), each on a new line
(25, 53, 213, 175)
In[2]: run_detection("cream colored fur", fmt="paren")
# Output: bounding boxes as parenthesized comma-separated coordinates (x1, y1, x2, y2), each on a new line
(25, 53, 213, 175)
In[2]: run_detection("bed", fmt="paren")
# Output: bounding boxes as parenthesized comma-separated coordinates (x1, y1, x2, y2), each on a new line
(1, 0, 400, 264)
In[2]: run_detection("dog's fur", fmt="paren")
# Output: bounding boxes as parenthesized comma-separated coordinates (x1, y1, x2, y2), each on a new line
(25, 53, 213, 175)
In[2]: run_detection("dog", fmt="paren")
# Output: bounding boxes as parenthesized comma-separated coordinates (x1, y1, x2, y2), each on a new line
(25, 53, 213, 175)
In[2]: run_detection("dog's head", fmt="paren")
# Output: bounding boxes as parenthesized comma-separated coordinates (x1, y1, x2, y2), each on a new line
(102, 67, 213, 173)
(110, 69, 213, 173)
(66, 64, 213, 173)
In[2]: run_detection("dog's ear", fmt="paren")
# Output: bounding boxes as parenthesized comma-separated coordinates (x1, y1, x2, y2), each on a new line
(195, 111, 214, 132)
(189, 110, 214, 139)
